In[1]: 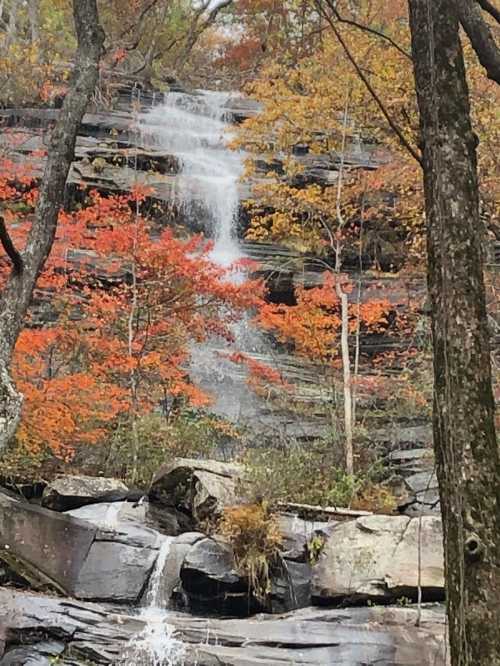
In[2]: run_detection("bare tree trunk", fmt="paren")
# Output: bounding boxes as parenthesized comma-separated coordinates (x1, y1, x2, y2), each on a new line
(4, 0, 20, 47)
(28, 0, 39, 43)
(408, 1, 500, 663)
(335, 93, 354, 475)
(0, 0, 104, 452)
(337, 286, 353, 473)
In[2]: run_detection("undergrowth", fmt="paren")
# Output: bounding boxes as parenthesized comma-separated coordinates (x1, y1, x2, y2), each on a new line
(218, 503, 283, 603)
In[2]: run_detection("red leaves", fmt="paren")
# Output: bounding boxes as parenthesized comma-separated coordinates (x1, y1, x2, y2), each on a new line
(1, 174, 265, 458)
(256, 272, 394, 363)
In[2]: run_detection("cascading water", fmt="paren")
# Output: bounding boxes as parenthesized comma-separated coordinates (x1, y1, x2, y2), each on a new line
(140, 91, 267, 424)
(124, 537, 186, 665)
(141, 90, 243, 266)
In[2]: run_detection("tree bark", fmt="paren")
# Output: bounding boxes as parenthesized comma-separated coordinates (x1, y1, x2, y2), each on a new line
(452, 0, 500, 84)
(0, 0, 104, 452)
(408, 1, 500, 664)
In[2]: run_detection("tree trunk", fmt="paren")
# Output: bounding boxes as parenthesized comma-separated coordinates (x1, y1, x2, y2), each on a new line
(408, 1, 500, 664)
(5, 0, 20, 47)
(28, 0, 40, 43)
(0, 0, 104, 452)
(336, 283, 353, 474)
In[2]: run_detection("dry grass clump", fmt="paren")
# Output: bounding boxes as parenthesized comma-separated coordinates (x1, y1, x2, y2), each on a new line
(219, 503, 283, 602)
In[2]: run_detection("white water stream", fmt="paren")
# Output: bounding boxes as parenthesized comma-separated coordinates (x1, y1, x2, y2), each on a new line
(126, 537, 187, 665)
(126, 91, 264, 662)
(140, 90, 244, 266)
(140, 91, 266, 424)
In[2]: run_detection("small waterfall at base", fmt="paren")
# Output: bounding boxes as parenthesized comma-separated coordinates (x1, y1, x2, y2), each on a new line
(140, 91, 268, 425)
(123, 537, 186, 665)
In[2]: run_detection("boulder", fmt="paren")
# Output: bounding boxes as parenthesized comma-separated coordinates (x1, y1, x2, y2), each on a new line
(0, 492, 160, 604)
(312, 514, 444, 603)
(42, 475, 129, 512)
(180, 536, 248, 613)
(149, 458, 245, 524)
(179, 534, 314, 615)
(0, 490, 96, 593)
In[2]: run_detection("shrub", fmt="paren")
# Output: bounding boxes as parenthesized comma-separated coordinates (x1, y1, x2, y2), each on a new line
(244, 442, 397, 512)
(93, 411, 242, 487)
(218, 503, 283, 602)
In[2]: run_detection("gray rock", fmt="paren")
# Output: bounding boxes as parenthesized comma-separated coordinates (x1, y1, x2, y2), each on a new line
(0, 490, 96, 594)
(42, 475, 129, 512)
(269, 560, 312, 613)
(156, 532, 204, 603)
(180, 533, 314, 615)
(149, 458, 245, 523)
(66, 501, 161, 548)
(73, 540, 157, 603)
(277, 512, 331, 561)
(312, 514, 444, 603)
(0, 588, 448, 665)
(181, 536, 240, 588)
(180, 536, 256, 614)
(0, 492, 160, 604)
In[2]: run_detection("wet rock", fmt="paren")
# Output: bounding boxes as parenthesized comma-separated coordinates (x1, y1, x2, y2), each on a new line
(159, 532, 205, 604)
(149, 458, 245, 524)
(312, 514, 444, 603)
(0, 642, 67, 666)
(1, 588, 449, 665)
(73, 540, 157, 603)
(269, 560, 312, 613)
(179, 532, 315, 615)
(42, 475, 129, 512)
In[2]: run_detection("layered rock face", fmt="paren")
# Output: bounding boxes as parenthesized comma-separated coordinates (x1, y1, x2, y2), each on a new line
(0, 588, 448, 666)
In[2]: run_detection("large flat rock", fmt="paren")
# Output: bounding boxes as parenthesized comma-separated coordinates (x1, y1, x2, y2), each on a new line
(0, 491, 96, 594)
(0, 493, 158, 603)
(0, 588, 448, 665)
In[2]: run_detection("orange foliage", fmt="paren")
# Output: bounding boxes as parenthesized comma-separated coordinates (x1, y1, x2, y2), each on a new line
(0, 160, 264, 458)
(257, 273, 393, 363)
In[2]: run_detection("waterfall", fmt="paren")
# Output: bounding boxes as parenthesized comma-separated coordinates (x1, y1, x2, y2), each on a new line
(140, 90, 243, 266)
(140, 90, 267, 425)
(124, 537, 186, 665)
(144, 536, 175, 609)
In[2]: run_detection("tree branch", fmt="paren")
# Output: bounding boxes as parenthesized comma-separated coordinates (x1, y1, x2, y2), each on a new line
(453, 0, 500, 84)
(315, 1, 422, 164)
(0, 216, 23, 275)
(327, 3, 412, 60)
(477, 0, 500, 24)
